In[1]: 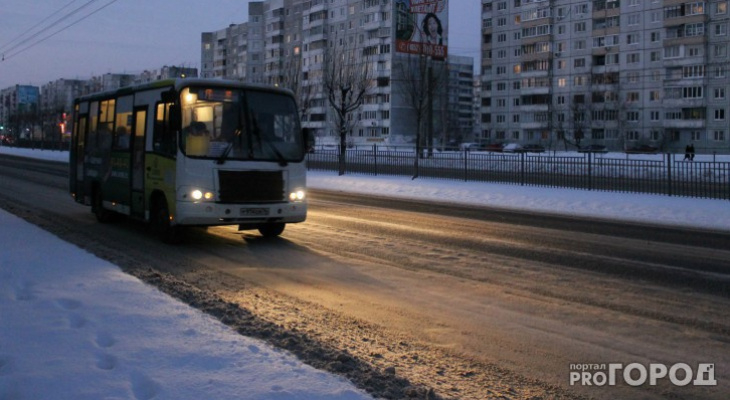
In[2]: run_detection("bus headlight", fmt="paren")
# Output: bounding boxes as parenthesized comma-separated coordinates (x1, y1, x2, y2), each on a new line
(191, 189, 214, 201)
(289, 190, 305, 202)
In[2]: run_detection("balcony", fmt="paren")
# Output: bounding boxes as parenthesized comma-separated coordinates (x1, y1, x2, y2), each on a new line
(662, 119, 706, 129)
(520, 85, 550, 96)
(664, 14, 707, 28)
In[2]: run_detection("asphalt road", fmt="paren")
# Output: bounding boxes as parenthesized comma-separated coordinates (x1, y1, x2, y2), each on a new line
(1, 154, 728, 400)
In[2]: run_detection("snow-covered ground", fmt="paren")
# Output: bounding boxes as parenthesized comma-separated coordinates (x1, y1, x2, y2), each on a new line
(0, 146, 728, 399)
(0, 147, 374, 400)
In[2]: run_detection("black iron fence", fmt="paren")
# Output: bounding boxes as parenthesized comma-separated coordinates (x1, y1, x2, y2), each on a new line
(306, 147, 730, 201)
(5, 140, 727, 200)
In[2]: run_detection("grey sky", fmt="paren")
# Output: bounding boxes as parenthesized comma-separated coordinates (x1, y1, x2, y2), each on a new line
(0, 0, 480, 89)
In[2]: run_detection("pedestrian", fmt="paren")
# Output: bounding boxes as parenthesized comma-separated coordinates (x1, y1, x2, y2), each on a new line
(684, 144, 691, 160)
(689, 143, 695, 161)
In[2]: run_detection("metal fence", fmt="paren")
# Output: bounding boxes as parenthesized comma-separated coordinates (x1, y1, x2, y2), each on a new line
(6, 140, 727, 200)
(306, 148, 730, 201)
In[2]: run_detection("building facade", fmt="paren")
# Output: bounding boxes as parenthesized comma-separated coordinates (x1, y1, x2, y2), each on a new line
(1, 67, 199, 142)
(201, 2, 265, 82)
(201, 0, 473, 146)
(39, 79, 86, 141)
(0, 85, 40, 139)
(481, 0, 730, 153)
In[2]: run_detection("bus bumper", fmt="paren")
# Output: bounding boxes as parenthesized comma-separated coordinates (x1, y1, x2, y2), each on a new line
(174, 201, 307, 226)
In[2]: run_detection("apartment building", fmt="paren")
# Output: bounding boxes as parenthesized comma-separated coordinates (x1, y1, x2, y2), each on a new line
(0, 65, 200, 142)
(481, 0, 730, 153)
(201, 0, 473, 146)
(446, 55, 477, 143)
(0, 85, 40, 138)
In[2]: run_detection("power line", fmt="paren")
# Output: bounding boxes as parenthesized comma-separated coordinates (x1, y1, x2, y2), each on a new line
(1, 0, 101, 56)
(2, 0, 118, 62)
(0, 0, 80, 53)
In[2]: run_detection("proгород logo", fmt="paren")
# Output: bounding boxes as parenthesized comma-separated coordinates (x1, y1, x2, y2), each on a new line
(569, 363, 716, 387)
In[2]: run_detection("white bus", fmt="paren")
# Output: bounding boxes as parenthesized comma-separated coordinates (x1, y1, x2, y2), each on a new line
(70, 79, 309, 242)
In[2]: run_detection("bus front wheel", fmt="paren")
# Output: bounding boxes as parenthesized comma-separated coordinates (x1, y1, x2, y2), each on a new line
(151, 196, 181, 244)
(258, 223, 285, 237)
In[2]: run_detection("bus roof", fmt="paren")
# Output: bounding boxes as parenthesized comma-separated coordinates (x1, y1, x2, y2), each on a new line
(74, 78, 295, 103)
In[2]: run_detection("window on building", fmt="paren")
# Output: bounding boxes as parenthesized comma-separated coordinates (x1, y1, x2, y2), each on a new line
(715, 44, 728, 58)
(715, 109, 726, 120)
(715, 23, 728, 36)
(717, 2, 728, 15)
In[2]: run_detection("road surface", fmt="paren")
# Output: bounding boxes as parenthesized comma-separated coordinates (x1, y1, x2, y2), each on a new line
(1, 154, 728, 399)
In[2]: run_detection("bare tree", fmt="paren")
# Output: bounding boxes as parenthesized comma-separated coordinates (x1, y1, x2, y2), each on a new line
(565, 99, 589, 150)
(322, 36, 374, 175)
(439, 101, 463, 150)
(393, 54, 446, 175)
(393, 54, 429, 161)
(279, 53, 318, 124)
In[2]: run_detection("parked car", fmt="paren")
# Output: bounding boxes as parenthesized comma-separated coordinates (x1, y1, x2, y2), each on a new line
(625, 145, 659, 154)
(578, 144, 608, 153)
(516, 144, 546, 153)
(502, 143, 523, 153)
(482, 143, 505, 152)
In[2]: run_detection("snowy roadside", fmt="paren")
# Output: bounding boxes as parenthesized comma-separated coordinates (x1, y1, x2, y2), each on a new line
(0, 147, 374, 399)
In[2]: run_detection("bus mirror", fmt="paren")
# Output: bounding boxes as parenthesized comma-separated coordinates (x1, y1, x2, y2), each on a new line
(161, 90, 177, 103)
(168, 105, 181, 132)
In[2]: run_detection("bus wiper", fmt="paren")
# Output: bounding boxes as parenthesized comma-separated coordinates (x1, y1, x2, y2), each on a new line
(267, 141, 288, 167)
(216, 141, 234, 165)
(251, 116, 288, 166)
(218, 107, 245, 165)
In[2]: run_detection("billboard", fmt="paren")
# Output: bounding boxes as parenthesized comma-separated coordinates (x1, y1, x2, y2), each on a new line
(394, 0, 448, 59)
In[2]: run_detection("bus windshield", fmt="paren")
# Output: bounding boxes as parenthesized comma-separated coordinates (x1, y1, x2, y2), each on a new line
(180, 86, 304, 162)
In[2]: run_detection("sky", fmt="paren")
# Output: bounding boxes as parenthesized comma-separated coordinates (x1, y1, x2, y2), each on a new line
(0, 0, 482, 89)
(0, 146, 729, 398)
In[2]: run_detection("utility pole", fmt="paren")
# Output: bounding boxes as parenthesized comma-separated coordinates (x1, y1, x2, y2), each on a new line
(427, 58, 434, 158)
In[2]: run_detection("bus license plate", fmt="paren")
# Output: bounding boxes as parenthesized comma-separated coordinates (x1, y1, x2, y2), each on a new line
(240, 207, 269, 216)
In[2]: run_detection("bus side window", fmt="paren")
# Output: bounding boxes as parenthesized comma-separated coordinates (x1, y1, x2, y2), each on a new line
(114, 96, 133, 150)
(153, 102, 176, 156)
(98, 99, 115, 151)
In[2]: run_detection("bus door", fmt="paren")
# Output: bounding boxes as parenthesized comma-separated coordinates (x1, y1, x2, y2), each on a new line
(72, 113, 87, 202)
(108, 96, 133, 212)
(130, 107, 147, 218)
